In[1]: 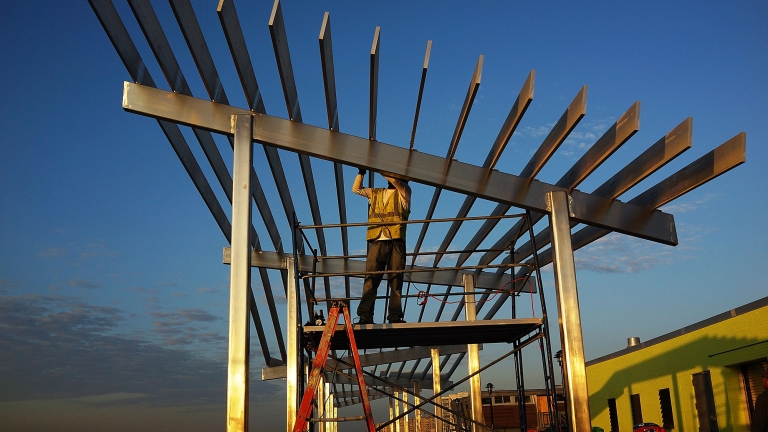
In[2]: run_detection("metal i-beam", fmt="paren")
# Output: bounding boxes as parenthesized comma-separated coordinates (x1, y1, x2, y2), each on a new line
(482, 128, 744, 323)
(411, 56, 484, 265)
(121, 82, 679, 245)
(409, 40, 431, 149)
(172, 0, 284, 257)
(262, 344, 472, 380)
(476, 101, 640, 269)
(319, 13, 352, 297)
(269, 0, 331, 309)
(286, 255, 298, 432)
(157, 0, 285, 363)
(369, 26, 380, 142)
(456, 86, 588, 267)
(433, 70, 534, 268)
(497, 117, 692, 272)
(222, 249, 535, 292)
(547, 190, 591, 432)
(464, 275, 484, 432)
(89, 0, 284, 368)
(226, 114, 253, 432)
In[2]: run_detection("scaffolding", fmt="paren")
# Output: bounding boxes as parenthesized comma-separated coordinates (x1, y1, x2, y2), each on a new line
(288, 211, 560, 431)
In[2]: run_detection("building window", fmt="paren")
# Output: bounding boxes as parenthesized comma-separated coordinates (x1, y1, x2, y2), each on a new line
(608, 398, 619, 432)
(631, 394, 643, 425)
(482, 397, 491, 405)
(659, 388, 674, 429)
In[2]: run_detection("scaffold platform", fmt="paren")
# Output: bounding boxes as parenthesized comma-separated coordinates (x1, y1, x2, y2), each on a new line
(304, 318, 543, 350)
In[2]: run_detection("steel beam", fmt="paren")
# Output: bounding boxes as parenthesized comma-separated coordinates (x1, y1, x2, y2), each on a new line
(223, 249, 534, 292)
(262, 344, 472, 380)
(410, 40, 431, 149)
(323, 372, 451, 390)
(548, 191, 591, 432)
(464, 275, 484, 432)
(431, 71, 534, 266)
(498, 117, 692, 270)
(128, 0, 286, 365)
(226, 114, 253, 432)
(319, 11, 351, 299)
(431, 348, 442, 432)
(497, 130, 745, 315)
(122, 82, 678, 244)
(286, 255, 298, 432)
(456, 86, 588, 266)
(370, 26, 380, 141)
(411, 55, 484, 266)
(476, 101, 641, 269)
(216, 0, 263, 111)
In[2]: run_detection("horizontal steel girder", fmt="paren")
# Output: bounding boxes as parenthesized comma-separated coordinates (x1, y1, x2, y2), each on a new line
(122, 81, 678, 245)
(222, 248, 535, 292)
(262, 344, 474, 380)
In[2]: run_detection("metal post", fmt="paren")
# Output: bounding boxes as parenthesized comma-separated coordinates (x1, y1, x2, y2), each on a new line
(414, 380, 422, 432)
(547, 191, 591, 432)
(390, 395, 396, 431)
(317, 377, 325, 432)
(431, 348, 442, 432)
(227, 114, 253, 432)
(464, 274, 484, 432)
(395, 390, 401, 432)
(287, 255, 298, 432)
(403, 390, 409, 432)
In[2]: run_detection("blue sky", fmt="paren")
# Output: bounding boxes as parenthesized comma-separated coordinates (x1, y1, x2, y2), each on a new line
(1, 1, 766, 430)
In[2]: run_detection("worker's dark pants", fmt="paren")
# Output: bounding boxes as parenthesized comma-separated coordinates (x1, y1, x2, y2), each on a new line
(357, 239, 405, 323)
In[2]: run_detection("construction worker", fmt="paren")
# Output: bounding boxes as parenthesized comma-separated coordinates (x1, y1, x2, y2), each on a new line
(353, 169, 411, 324)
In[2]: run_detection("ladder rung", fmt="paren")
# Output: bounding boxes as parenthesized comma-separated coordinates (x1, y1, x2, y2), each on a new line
(308, 416, 367, 422)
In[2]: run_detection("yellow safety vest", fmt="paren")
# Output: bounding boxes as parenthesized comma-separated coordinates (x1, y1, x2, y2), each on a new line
(366, 189, 409, 241)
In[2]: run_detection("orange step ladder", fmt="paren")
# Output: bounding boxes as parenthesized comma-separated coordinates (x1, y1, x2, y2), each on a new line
(292, 300, 376, 432)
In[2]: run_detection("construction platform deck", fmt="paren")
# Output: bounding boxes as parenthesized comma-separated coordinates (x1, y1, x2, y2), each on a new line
(303, 318, 543, 350)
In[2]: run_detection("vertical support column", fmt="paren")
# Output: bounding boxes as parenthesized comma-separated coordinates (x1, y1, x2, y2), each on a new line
(431, 348, 442, 432)
(323, 382, 332, 432)
(403, 390, 409, 432)
(547, 191, 591, 432)
(464, 274, 484, 432)
(286, 255, 298, 432)
(413, 380, 422, 432)
(390, 395, 395, 431)
(317, 377, 325, 432)
(394, 390, 401, 432)
(227, 114, 253, 432)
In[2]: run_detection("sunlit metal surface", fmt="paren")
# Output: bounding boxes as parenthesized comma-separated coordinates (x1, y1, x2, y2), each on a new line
(548, 191, 591, 432)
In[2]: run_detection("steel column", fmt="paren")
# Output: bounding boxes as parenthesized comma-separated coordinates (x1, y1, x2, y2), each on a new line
(547, 190, 591, 432)
(227, 114, 253, 432)
(431, 348, 442, 432)
(463, 274, 484, 432)
(414, 380, 422, 432)
(286, 255, 298, 432)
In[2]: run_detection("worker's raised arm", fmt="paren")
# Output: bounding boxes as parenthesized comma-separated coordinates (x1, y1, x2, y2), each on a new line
(352, 169, 367, 196)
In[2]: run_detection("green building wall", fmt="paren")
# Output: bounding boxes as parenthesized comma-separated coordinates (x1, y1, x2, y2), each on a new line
(586, 297, 768, 432)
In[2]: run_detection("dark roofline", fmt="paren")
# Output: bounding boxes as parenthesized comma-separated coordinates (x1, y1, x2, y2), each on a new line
(586, 295, 768, 367)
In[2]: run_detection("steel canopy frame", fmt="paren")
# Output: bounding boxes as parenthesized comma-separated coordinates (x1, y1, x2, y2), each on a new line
(121, 82, 679, 246)
(87, 1, 747, 431)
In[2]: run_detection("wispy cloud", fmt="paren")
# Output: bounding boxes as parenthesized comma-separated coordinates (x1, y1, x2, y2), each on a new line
(39, 247, 67, 258)
(0, 295, 280, 406)
(574, 233, 672, 273)
(68, 279, 102, 289)
(660, 194, 719, 214)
